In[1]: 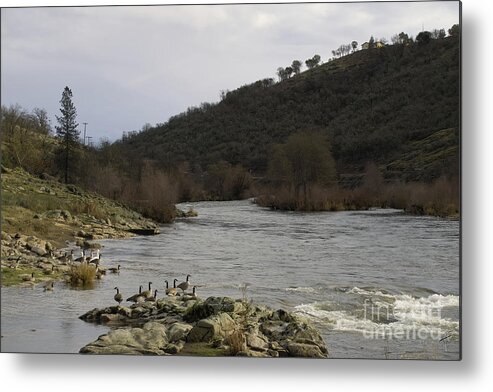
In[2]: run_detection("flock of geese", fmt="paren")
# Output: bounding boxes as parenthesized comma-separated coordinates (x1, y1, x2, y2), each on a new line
(24, 247, 198, 302)
(113, 274, 197, 305)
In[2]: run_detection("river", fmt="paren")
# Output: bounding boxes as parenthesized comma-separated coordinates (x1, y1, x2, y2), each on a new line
(1, 200, 460, 359)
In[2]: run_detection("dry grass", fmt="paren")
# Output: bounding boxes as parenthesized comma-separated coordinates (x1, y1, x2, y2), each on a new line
(226, 329, 247, 355)
(255, 176, 459, 217)
(68, 263, 97, 286)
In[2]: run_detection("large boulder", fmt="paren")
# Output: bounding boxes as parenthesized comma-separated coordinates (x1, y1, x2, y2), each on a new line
(183, 297, 245, 322)
(187, 313, 237, 343)
(285, 342, 327, 359)
(167, 322, 193, 343)
(80, 322, 169, 355)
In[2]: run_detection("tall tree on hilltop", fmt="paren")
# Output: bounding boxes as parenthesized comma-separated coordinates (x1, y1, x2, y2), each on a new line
(56, 86, 79, 183)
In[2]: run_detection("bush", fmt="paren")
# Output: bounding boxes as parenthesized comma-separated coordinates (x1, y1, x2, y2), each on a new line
(68, 263, 97, 287)
(226, 329, 246, 355)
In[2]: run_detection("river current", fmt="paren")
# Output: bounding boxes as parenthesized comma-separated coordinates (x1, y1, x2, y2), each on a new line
(1, 200, 460, 359)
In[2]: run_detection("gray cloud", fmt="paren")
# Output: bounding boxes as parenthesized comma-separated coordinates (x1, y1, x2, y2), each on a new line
(1, 1, 459, 141)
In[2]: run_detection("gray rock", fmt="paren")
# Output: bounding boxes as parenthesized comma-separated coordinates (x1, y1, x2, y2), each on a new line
(246, 332, 268, 351)
(167, 322, 193, 343)
(29, 245, 47, 257)
(187, 313, 237, 343)
(1, 232, 12, 242)
(80, 321, 168, 355)
(286, 342, 327, 358)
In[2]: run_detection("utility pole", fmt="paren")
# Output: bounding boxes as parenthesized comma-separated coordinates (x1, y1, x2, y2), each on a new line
(83, 122, 88, 145)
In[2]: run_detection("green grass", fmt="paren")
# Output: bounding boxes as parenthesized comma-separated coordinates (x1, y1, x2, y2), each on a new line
(1, 267, 45, 286)
(1, 192, 62, 213)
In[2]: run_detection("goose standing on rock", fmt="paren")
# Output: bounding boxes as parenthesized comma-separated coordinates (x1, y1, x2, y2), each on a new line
(141, 281, 153, 299)
(177, 275, 191, 294)
(126, 285, 143, 302)
(114, 287, 123, 305)
(165, 280, 178, 296)
(182, 286, 197, 300)
(146, 289, 158, 302)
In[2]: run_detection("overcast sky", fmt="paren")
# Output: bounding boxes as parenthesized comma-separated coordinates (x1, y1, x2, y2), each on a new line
(1, 1, 460, 142)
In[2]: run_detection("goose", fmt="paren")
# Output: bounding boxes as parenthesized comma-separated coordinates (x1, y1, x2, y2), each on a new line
(145, 289, 158, 302)
(43, 265, 56, 275)
(114, 287, 123, 305)
(43, 281, 54, 292)
(140, 281, 153, 299)
(10, 256, 22, 269)
(74, 250, 85, 263)
(62, 250, 75, 264)
(126, 285, 143, 302)
(165, 279, 178, 296)
(108, 265, 121, 274)
(95, 266, 104, 280)
(22, 272, 35, 282)
(182, 286, 197, 300)
(177, 275, 191, 293)
(89, 249, 101, 265)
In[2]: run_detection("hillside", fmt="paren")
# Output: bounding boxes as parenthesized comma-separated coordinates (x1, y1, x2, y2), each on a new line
(1, 166, 158, 250)
(115, 35, 460, 182)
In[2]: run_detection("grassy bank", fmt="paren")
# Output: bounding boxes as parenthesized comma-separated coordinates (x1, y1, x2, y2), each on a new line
(1, 166, 158, 248)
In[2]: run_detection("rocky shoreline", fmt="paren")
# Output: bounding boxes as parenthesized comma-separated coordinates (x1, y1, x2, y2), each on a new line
(1, 167, 162, 286)
(79, 295, 328, 358)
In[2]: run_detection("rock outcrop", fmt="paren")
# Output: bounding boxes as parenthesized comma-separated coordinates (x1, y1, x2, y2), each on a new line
(79, 295, 328, 358)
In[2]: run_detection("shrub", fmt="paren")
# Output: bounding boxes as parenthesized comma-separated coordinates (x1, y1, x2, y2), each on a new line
(226, 328, 246, 355)
(68, 263, 96, 286)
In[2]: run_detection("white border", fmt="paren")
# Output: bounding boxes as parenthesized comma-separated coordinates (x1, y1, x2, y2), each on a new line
(1, 0, 492, 390)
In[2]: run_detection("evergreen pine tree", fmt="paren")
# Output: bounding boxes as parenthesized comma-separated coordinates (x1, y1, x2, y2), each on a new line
(55, 86, 79, 183)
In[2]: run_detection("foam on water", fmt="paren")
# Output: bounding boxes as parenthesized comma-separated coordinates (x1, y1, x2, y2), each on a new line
(285, 286, 317, 293)
(294, 289, 460, 339)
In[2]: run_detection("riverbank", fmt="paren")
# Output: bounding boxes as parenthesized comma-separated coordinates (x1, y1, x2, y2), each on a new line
(1, 166, 159, 286)
(79, 295, 328, 358)
(254, 176, 459, 218)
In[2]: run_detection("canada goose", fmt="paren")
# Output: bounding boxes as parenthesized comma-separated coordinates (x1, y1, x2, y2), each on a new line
(146, 289, 158, 302)
(58, 250, 74, 264)
(177, 275, 191, 293)
(126, 285, 143, 302)
(43, 265, 56, 275)
(22, 272, 35, 282)
(165, 280, 178, 296)
(10, 256, 21, 269)
(114, 287, 123, 305)
(108, 265, 121, 274)
(141, 281, 153, 299)
(74, 250, 85, 263)
(95, 266, 104, 280)
(43, 281, 54, 291)
(183, 286, 197, 300)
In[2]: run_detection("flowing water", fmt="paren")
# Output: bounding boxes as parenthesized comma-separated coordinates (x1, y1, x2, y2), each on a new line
(1, 200, 460, 359)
